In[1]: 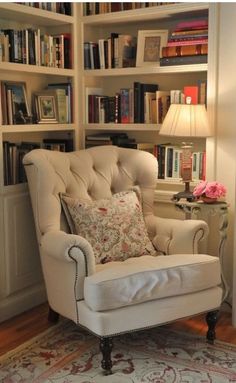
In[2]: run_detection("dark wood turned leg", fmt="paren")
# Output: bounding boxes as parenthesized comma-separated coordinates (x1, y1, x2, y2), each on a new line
(206, 310, 219, 344)
(48, 306, 59, 323)
(100, 337, 113, 375)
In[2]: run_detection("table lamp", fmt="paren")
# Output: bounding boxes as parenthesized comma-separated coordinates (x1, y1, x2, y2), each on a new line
(159, 100, 211, 202)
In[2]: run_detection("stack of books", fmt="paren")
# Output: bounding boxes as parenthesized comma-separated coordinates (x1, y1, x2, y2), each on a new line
(160, 19, 208, 66)
(84, 33, 137, 70)
(85, 133, 155, 153)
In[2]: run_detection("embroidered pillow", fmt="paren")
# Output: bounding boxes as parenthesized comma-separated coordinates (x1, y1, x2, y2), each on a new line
(61, 191, 156, 264)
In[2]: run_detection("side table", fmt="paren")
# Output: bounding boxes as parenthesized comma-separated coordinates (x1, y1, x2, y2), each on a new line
(175, 200, 229, 302)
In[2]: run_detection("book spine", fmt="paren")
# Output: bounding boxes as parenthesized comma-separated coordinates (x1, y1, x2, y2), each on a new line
(133, 82, 141, 123)
(184, 86, 199, 105)
(175, 19, 208, 30)
(169, 34, 208, 42)
(162, 44, 208, 58)
(160, 54, 208, 66)
(114, 93, 121, 123)
(172, 29, 208, 36)
(167, 38, 208, 47)
(120, 89, 130, 123)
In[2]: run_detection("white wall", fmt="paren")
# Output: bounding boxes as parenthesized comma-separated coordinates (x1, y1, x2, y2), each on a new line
(216, 3, 236, 324)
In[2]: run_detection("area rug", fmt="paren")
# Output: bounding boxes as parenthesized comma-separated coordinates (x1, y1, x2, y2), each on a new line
(1, 319, 236, 383)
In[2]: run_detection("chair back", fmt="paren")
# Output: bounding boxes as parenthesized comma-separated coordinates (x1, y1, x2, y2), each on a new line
(23, 145, 158, 242)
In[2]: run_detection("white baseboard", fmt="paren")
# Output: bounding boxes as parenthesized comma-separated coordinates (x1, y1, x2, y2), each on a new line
(0, 283, 47, 323)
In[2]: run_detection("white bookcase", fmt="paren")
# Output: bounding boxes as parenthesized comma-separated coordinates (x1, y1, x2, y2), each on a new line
(77, 2, 218, 195)
(0, 2, 219, 321)
(0, 2, 79, 321)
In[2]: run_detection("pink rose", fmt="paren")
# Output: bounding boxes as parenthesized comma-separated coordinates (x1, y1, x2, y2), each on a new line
(193, 181, 207, 197)
(205, 182, 226, 199)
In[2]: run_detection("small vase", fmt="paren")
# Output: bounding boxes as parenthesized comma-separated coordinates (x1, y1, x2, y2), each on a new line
(201, 196, 218, 204)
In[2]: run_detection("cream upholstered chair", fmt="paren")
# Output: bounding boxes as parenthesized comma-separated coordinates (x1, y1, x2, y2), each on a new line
(23, 146, 222, 375)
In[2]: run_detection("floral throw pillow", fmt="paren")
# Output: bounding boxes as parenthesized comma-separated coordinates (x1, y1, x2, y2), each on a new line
(61, 191, 156, 264)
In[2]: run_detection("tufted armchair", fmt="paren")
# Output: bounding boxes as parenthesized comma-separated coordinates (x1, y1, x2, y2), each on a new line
(23, 146, 222, 375)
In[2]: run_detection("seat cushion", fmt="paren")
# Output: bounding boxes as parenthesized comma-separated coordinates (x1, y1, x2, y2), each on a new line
(61, 190, 156, 264)
(84, 254, 221, 311)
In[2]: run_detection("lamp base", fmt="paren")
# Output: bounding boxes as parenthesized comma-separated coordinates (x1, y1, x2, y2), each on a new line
(172, 181, 195, 202)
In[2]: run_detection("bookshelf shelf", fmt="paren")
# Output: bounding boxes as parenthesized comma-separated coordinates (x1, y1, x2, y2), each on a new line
(82, 3, 209, 25)
(0, 62, 75, 76)
(0, 3, 74, 25)
(1, 123, 76, 134)
(83, 123, 160, 132)
(83, 64, 208, 77)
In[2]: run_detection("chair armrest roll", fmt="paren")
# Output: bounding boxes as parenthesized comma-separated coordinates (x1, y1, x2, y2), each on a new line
(145, 215, 209, 255)
(40, 230, 96, 276)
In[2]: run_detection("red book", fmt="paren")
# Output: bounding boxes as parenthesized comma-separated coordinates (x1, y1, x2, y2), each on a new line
(184, 86, 199, 105)
(162, 44, 208, 58)
(175, 19, 208, 31)
(167, 38, 208, 47)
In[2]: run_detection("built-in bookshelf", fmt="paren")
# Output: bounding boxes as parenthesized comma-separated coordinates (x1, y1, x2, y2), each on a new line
(0, 2, 219, 323)
(0, 2, 79, 322)
(78, 2, 217, 193)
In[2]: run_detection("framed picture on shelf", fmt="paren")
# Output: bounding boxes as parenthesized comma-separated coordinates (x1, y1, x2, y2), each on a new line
(136, 30, 168, 67)
(34, 91, 58, 124)
(3, 82, 31, 124)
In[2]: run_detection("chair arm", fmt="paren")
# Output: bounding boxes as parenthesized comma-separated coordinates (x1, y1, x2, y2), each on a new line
(40, 230, 96, 276)
(145, 215, 209, 255)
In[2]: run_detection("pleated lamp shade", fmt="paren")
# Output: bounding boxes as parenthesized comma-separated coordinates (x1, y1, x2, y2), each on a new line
(159, 104, 211, 137)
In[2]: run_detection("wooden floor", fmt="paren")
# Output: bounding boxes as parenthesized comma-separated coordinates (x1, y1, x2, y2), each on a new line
(0, 303, 236, 357)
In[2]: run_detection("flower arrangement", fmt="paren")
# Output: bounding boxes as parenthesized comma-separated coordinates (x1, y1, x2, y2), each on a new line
(193, 181, 227, 202)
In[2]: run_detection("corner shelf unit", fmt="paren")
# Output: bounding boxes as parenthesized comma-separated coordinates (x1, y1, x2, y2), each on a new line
(0, 2, 79, 322)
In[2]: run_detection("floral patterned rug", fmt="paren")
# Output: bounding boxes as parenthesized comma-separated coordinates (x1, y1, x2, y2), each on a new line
(1, 319, 236, 383)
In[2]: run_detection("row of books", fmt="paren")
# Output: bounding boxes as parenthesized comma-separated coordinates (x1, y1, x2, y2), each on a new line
(18, 3, 72, 15)
(85, 133, 155, 153)
(86, 81, 206, 125)
(0, 29, 71, 68)
(3, 138, 73, 185)
(156, 144, 206, 181)
(0, 81, 72, 125)
(84, 134, 206, 182)
(86, 82, 159, 124)
(84, 34, 137, 70)
(161, 18, 208, 66)
(83, 2, 175, 16)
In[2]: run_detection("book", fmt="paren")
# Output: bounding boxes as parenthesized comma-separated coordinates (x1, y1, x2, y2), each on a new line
(162, 44, 208, 57)
(47, 82, 72, 123)
(134, 82, 159, 123)
(168, 34, 208, 42)
(120, 88, 131, 123)
(144, 92, 156, 124)
(53, 88, 67, 123)
(197, 80, 207, 105)
(184, 86, 199, 105)
(110, 32, 119, 68)
(167, 38, 208, 47)
(85, 87, 103, 123)
(170, 89, 182, 104)
(135, 143, 155, 154)
(86, 132, 128, 141)
(175, 19, 208, 31)
(172, 29, 208, 37)
(84, 42, 91, 69)
(160, 54, 208, 66)
(43, 138, 73, 152)
(155, 91, 170, 123)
